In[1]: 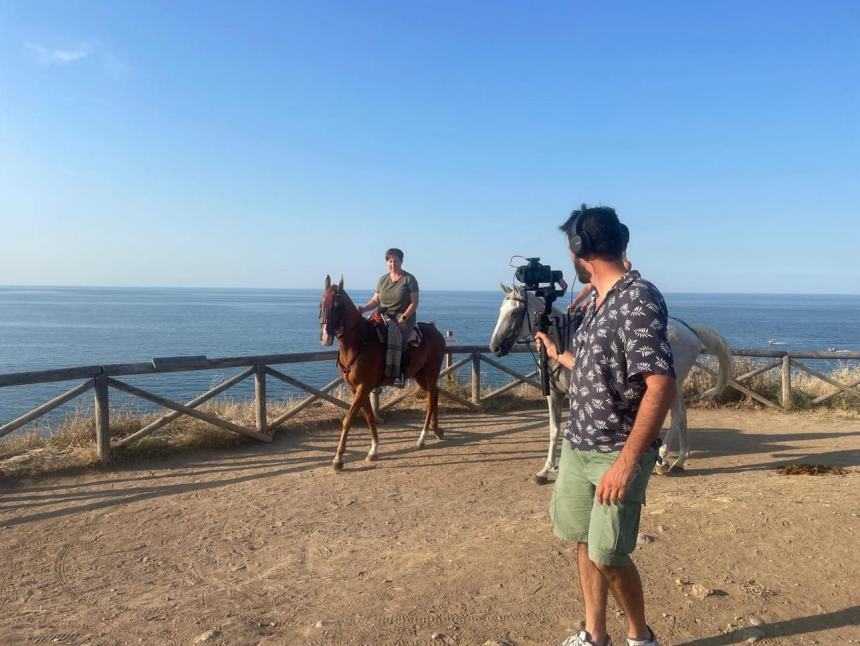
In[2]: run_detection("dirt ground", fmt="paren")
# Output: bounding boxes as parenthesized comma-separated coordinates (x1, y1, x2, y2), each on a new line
(0, 407, 858, 646)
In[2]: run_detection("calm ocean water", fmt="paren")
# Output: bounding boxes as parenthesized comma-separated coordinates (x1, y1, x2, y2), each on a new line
(1, 287, 858, 427)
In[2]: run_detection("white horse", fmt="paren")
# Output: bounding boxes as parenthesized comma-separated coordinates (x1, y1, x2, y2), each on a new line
(489, 284, 731, 482)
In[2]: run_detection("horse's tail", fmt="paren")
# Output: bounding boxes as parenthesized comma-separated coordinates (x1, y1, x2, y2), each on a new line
(688, 325, 732, 400)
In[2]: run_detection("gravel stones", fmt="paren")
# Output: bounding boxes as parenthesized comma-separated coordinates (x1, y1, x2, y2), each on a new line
(689, 583, 714, 599)
(193, 630, 221, 643)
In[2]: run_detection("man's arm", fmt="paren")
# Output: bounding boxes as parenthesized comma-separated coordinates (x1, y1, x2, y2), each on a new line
(595, 373, 676, 505)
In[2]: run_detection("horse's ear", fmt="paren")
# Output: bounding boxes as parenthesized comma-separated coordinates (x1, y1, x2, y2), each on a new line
(500, 282, 511, 294)
(324, 275, 331, 290)
(338, 275, 344, 291)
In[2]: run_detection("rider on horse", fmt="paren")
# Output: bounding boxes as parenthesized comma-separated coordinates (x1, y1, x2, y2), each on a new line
(356, 248, 420, 387)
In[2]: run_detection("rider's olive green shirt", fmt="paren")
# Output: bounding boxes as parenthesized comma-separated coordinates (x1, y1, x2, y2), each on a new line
(376, 271, 419, 326)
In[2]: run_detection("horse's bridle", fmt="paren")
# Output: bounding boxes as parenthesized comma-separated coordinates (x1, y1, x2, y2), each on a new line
(320, 290, 347, 338)
(321, 289, 369, 376)
(500, 291, 532, 353)
(503, 290, 572, 392)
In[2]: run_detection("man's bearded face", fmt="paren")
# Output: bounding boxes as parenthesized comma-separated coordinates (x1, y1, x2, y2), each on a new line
(573, 256, 592, 283)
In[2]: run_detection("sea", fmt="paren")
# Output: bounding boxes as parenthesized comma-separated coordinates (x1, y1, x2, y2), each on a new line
(1, 287, 858, 428)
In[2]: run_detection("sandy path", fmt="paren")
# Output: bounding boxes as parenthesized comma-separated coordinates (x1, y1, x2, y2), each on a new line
(0, 408, 858, 645)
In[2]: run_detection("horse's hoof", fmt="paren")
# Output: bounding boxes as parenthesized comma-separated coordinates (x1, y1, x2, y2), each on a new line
(332, 461, 344, 471)
(365, 454, 377, 462)
(433, 429, 445, 440)
(534, 474, 550, 485)
(654, 463, 670, 475)
(668, 464, 686, 473)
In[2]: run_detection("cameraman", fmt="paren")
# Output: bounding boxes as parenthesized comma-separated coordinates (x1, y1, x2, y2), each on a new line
(534, 206, 675, 646)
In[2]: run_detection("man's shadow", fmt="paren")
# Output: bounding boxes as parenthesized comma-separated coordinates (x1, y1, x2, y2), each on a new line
(675, 605, 859, 645)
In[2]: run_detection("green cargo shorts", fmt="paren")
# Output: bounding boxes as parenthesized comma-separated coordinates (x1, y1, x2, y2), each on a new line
(549, 441, 657, 566)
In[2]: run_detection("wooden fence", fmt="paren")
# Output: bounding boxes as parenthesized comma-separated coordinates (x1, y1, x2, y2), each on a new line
(1, 343, 858, 463)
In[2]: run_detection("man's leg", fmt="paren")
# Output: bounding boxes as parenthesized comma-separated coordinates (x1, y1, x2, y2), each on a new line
(550, 445, 607, 643)
(578, 542, 610, 644)
(594, 560, 648, 641)
(584, 450, 658, 643)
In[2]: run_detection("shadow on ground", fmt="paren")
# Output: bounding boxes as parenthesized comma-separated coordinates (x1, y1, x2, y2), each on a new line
(676, 605, 860, 645)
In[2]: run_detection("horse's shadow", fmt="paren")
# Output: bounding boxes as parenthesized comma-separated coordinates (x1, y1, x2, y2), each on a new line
(661, 426, 860, 475)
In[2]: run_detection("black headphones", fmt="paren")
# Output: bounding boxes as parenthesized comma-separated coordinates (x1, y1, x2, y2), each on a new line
(568, 212, 592, 256)
(567, 207, 629, 257)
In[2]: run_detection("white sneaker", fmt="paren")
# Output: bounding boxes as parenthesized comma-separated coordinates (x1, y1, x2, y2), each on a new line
(626, 626, 659, 646)
(561, 630, 612, 646)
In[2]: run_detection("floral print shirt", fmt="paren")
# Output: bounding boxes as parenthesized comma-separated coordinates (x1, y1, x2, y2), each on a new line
(563, 270, 676, 452)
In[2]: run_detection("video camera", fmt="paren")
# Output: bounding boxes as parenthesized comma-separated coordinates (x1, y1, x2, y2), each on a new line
(515, 257, 565, 294)
(513, 257, 567, 397)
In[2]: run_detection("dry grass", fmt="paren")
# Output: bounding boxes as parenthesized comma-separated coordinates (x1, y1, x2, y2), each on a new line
(684, 357, 860, 413)
(776, 463, 849, 476)
(2, 361, 857, 481)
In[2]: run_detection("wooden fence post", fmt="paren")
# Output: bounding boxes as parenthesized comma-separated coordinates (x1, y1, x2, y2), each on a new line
(94, 375, 110, 463)
(471, 352, 481, 406)
(781, 355, 792, 410)
(445, 330, 454, 370)
(255, 364, 267, 433)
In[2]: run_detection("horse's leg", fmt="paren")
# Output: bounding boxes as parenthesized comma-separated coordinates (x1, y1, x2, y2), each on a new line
(360, 396, 380, 462)
(333, 384, 369, 470)
(424, 349, 443, 440)
(656, 389, 680, 475)
(413, 374, 434, 448)
(670, 396, 690, 472)
(430, 379, 442, 440)
(535, 391, 562, 485)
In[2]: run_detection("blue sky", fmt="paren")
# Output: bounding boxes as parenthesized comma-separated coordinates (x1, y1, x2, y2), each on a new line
(1, 1, 858, 293)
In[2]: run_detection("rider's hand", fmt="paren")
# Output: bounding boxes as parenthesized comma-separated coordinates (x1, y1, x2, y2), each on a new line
(397, 316, 407, 328)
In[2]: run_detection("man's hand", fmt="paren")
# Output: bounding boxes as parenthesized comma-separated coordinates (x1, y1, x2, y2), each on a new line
(534, 331, 557, 360)
(535, 331, 574, 369)
(397, 316, 407, 329)
(596, 455, 638, 505)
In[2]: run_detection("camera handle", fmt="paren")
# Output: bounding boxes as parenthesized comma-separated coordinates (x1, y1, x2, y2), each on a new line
(533, 300, 561, 397)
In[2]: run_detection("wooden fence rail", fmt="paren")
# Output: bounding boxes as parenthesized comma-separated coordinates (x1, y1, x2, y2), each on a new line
(1, 342, 858, 463)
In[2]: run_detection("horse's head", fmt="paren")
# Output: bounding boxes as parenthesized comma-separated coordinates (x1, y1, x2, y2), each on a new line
(319, 274, 354, 346)
(489, 283, 531, 357)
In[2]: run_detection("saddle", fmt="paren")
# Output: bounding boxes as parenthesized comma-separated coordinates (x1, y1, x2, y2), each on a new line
(368, 309, 386, 342)
(368, 310, 424, 347)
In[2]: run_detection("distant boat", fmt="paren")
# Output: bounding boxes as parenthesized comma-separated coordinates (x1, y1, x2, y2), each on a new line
(768, 339, 778, 345)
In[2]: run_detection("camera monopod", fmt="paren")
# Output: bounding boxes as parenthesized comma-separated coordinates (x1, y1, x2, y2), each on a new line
(510, 256, 568, 397)
(532, 288, 560, 396)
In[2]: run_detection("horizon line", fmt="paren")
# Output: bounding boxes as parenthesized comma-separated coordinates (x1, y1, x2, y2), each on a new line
(1, 284, 859, 297)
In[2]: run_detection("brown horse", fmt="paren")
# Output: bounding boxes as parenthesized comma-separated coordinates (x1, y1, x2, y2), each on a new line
(319, 275, 446, 469)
